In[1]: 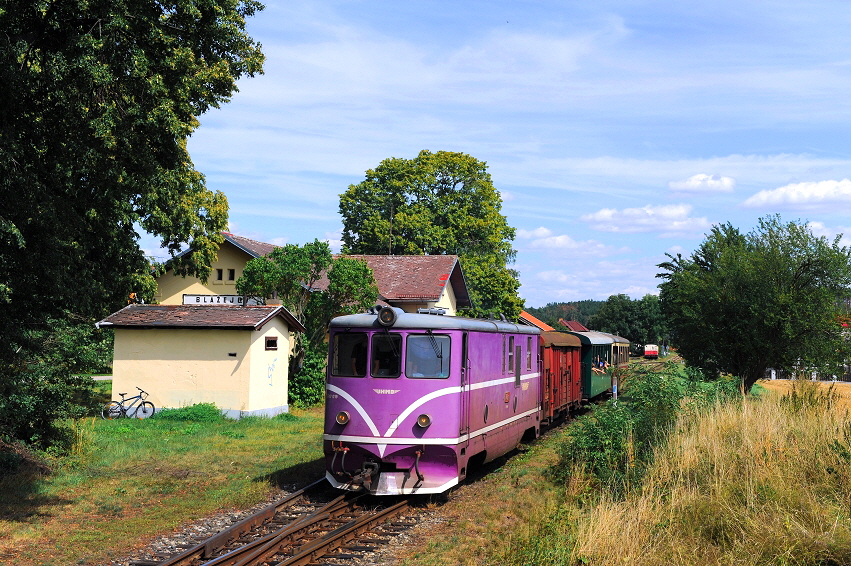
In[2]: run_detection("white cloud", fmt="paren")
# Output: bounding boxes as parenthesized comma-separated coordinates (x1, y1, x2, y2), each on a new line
(806, 221, 851, 248)
(323, 232, 343, 253)
(743, 179, 851, 208)
(517, 226, 553, 238)
(668, 173, 735, 193)
(581, 204, 711, 236)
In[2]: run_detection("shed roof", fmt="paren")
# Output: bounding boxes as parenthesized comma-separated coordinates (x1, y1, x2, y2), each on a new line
(559, 319, 589, 332)
(97, 304, 305, 332)
(519, 311, 554, 331)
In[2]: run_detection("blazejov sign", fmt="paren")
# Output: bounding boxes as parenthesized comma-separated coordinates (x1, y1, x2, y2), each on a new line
(183, 294, 258, 305)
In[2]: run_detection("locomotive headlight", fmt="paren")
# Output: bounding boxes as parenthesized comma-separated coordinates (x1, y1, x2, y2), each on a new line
(416, 413, 432, 428)
(335, 411, 350, 426)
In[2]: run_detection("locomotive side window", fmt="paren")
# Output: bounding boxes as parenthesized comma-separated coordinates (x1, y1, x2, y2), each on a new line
(406, 334, 451, 378)
(527, 337, 532, 370)
(508, 336, 515, 373)
(371, 333, 402, 378)
(330, 333, 368, 377)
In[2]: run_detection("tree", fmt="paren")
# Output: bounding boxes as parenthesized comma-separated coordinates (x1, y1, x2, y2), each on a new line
(525, 300, 604, 328)
(339, 150, 523, 318)
(1, 0, 264, 447)
(588, 294, 667, 346)
(658, 215, 851, 392)
(236, 240, 378, 406)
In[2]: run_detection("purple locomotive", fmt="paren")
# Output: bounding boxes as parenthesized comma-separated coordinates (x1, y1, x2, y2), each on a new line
(324, 306, 541, 495)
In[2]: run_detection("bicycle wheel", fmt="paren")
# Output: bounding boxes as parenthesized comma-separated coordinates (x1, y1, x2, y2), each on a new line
(102, 401, 123, 420)
(130, 401, 156, 419)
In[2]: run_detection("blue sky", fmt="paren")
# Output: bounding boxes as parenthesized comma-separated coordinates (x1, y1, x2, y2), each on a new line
(145, 1, 851, 308)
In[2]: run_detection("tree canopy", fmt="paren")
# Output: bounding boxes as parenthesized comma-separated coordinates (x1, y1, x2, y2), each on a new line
(525, 300, 604, 328)
(658, 216, 851, 392)
(588, 294, 667, 347)
(339, 150, 523, 318)
(0, 0, 264, 447)
(236, 240, 378, 406)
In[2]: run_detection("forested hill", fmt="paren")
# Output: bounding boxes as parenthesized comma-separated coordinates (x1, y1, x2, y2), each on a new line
(524, 300, 604, 328)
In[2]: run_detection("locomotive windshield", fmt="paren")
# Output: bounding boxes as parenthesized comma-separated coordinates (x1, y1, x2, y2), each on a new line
(371, 333, 402, 378)
(406, 334, 450, 378)
(330, 332, 368, 377)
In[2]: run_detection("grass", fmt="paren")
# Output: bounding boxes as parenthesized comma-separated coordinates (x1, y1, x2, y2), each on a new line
(395, 376, 851, 566)
(570, 379, 851, 564)
(397, 425, 577, 566)
(0, 395, 325, 565)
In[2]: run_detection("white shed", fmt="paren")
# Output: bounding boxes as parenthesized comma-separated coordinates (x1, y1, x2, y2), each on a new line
(97, 304, 305, 418)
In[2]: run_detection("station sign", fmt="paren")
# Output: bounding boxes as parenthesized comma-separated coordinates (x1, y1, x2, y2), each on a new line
(182, 294, 259, 305)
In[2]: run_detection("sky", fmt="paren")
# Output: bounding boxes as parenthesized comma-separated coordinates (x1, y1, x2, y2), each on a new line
(144, 1, 851, 308)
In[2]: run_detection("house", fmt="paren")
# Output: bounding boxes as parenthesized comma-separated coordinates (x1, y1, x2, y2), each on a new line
(155, 233, 473, 315)
(97, 304, 305, 418)
(155, 232, 275, 305)
(314, 254, 471, 316)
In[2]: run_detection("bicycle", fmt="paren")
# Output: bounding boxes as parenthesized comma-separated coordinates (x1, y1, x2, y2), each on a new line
(101, 387, 156, 419)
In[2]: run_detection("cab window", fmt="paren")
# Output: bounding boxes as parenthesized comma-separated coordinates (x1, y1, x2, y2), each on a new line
(330, 333, 368, 377)
(371, 333, 402, 378)
(406, 334, 451, 378)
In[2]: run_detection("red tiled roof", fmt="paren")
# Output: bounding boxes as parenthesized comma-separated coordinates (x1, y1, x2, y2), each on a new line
(559, 318, 589, 332)
(222, 232, 276, 258)
(519, 311, 554, 331)
(315, 255, 472, 308)
(97, 304, 305, 332)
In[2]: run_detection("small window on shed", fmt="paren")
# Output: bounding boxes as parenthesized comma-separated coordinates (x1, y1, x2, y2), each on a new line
(265, 337, 278, 350)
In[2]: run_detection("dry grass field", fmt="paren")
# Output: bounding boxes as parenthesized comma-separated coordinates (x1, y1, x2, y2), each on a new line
(758, 378, 851, 412)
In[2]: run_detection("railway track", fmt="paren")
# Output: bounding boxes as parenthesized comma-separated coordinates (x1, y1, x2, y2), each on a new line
(130, 479, 417, 566)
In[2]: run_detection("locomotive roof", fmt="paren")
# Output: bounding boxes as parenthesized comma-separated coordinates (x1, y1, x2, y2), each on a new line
(329, 309, 540, 335)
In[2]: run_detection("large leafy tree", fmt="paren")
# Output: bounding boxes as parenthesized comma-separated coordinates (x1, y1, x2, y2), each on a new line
(1, 0, 264, 447)
(658, 215, 851, 392)
(236, 240, 378, 406)
(339, 150, 523, 318)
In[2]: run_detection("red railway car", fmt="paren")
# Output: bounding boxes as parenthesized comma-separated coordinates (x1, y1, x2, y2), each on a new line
(539, 331, 582, 424)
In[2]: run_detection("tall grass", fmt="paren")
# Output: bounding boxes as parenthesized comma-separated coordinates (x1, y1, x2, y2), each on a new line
(572, 380, 851, 565)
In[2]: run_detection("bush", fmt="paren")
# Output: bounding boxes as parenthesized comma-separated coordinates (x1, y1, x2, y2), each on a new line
(551, 363, 740, 496)
(151, 403, 228, 422)
(288, 346, 326, 408)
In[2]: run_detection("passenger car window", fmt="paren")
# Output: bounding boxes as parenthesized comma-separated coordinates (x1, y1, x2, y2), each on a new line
(371, 333, 402, 378)
(330, 333, 368, 377)
(406, 334, 451, 378)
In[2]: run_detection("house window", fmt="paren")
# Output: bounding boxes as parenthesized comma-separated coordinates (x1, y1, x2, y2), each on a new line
(215, 269, 223, 281)
(227, 269, 236, 281)
(265, 337, 278, 350)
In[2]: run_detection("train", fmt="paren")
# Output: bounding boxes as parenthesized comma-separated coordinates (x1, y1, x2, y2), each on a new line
(644, 344, 659, 359)
(322, 306, 628, 496)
